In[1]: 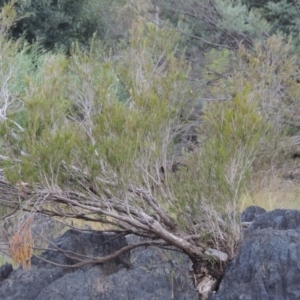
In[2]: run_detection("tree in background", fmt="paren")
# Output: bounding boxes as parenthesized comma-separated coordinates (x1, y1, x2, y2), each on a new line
(242, 0, 300, 52)
(1, 0, 298, 58)
(2, 0, 127, 51)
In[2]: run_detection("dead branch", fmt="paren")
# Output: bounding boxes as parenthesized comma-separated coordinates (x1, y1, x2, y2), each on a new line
(128, 185, 176, 229)
(0, 170, 228, 263)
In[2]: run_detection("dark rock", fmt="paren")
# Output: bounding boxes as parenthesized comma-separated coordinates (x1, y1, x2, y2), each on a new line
(0, 230, 198, 300)
(0, 265, 65, 300)
(36, 270, 92, 300)
(241, 205, 266, 222)
(33, 229, 131, 273)
(36, 246, 197, 300)
(0, 263, 12, 282)
(210, 209, 300, 300)
(247, 209, 300, 231)
(0, 230, 130, 300)
(92, 245, 198, 300)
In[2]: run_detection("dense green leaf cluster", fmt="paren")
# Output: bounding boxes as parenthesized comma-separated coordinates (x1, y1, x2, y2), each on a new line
(242, 0, 300, 51)
(1, 0, 127, 51)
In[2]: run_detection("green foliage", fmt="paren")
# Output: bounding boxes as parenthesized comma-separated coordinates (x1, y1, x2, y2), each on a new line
(200, 87, 266, 199)
(201, 35, 300, 185)
(202, 49, 231, 82)
(164, 35, 300, 251)
(242, 0, 300, 52)
(159, 0, 270, 55)
(205, 36, 300, 129)
(0, 36, 43, 147)
(214, 0, 270, 39)
(9, 0, 127, 51)
(0, 0, 18, 36)
(1, 18, 192, 193)
(169, 86, 269, 248)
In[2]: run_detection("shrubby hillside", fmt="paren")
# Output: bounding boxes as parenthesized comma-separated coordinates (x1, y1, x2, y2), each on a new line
(0, 0, 300, 298)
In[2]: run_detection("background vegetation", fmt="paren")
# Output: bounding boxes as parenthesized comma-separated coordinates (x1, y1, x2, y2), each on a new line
(0, 0, 300, 297)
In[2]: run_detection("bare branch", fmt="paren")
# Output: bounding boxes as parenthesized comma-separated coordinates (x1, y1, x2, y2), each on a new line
(128, 185, 176, 229)
(0, 169, 230, 263)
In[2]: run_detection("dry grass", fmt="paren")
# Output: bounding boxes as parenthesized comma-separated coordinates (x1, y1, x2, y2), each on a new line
(9, 217, 33, 269)
(240, 175, 300, 212)
(68, 218, 113, 231)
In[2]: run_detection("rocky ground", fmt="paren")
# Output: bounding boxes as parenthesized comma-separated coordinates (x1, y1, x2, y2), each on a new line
(2, 207, 300, 299)
(0, 230, 197, 300)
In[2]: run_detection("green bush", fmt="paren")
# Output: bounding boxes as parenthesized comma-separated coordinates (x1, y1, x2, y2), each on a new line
(1, 17, 290, 259)
(242, 0, 300, 52)
(7, 0, 127, 51)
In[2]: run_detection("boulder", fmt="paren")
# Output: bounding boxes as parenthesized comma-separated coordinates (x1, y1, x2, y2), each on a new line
(0, 230, 198, 300)
(210, 208, 300, 300)
(241, 205, 266, 222)
(0, 229, 130, 300)
(0, 263, 12, 282)
(247, 209, 300, 231)
(91, 243, 197, 300)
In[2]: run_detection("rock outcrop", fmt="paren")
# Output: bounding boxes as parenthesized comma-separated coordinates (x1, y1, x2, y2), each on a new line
(0, 263, 12, 282)
(0, 229, 198, 300)
(210, 208, 300, 300)
(7, 207, 300, 299)
(241, 205, 266, 222)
